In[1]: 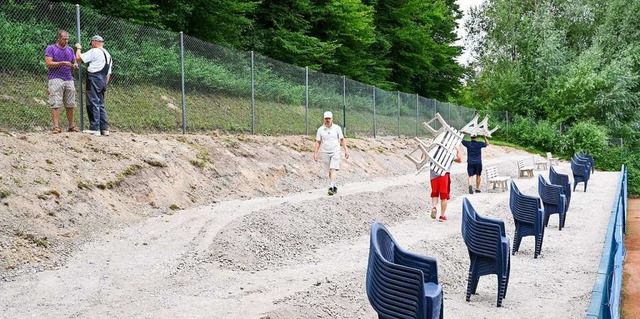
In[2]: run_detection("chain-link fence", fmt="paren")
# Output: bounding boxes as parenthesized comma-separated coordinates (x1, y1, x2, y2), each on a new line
(1, 0, 487, 137)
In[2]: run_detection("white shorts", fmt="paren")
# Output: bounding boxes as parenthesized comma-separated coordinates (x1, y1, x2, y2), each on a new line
(322, 151, 341, 171)
(48, 79, 76, 109)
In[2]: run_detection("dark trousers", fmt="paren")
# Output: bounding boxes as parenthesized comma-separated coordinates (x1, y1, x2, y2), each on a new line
(86, 73, 109, 131)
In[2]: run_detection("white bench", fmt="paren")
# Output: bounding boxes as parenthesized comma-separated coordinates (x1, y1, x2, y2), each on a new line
(546, 152, 560, 165)
(517, 159, 534, 178)
(486, 165, 510, 192)
(533, 155, 549, 170)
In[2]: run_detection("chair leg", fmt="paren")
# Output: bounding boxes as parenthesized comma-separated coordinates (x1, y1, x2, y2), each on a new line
(465, 271, 474, 301)
(512, 231, 521, 255)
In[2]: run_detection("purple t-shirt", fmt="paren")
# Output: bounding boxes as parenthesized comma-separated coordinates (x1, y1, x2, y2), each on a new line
(45, 44, 75, 81)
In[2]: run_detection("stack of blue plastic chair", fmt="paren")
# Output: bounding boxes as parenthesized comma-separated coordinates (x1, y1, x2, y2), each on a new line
(538, 175, 568, 230)
(509, 181, 545, 258)
(549, 165, 572, 211)
(366, 222, 443, 319)
(461, 198, 511, 307)
(577, 152, 595, 174)
(571, 156, 591, 192)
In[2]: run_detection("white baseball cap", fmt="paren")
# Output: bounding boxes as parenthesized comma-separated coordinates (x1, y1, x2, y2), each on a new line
(323, 111, 333, 119)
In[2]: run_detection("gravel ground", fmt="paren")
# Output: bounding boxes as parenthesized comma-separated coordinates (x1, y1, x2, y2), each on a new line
(0, 135, 618, 319)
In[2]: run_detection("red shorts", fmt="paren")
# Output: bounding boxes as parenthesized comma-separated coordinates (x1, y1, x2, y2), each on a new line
(430, 173, 451, 200)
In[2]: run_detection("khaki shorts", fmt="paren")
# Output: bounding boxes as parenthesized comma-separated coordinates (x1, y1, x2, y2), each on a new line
(322, 151, 341, 171)
(48, 79, 76, 109)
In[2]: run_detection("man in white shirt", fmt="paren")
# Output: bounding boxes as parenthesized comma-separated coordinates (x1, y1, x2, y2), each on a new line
(75, 35, 112, 136)
(314, 111, 349, 195)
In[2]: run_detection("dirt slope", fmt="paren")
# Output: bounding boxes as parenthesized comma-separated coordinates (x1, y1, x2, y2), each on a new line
(0, 131, 424, 277)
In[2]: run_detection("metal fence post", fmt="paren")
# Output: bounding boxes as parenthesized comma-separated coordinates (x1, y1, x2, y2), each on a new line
(251, 51, 255, 134)
(180, 32, 186, 134)
(75, 4, 84, 130)
(373, 86, 376, 138)
(415, 94, 419, 137)
(505, 110, 509, 140)
(397, 91, 400, 137)
(342, 75, 346, 135)
(305, 66, 309, 135)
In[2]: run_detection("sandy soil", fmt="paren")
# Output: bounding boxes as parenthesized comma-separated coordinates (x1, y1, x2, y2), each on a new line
(0, 132, 618, 318)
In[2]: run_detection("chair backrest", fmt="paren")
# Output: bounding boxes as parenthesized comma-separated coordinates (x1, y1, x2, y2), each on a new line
(462, 198, 502, 259)
(546, 152, 552, 159)
(571, 157, 589, 177)
(517, 160, 525, 169)
(537, 175, 563, 205)
(367, 222, 425, 318)
(509, 181, 541, 225)
(486, 165, 498, 179)
(549, 165, 571, 208)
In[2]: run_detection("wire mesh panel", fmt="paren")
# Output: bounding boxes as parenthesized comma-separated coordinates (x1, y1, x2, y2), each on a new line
(0, 0, 480, 137)
(95, 24, 183, 132)
(399, 92, 418, 137)
(343, 78, 375, 137)
(253, 54, 306, 135)
(308, 70, 345, 133)
(183, 35, 252, 133)
(0, 1, 77, 131)
(418, 97, 437, 137)
(373, 87, 397, 137)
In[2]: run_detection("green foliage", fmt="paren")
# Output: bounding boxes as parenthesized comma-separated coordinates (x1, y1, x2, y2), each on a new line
(368, 0, 464, 99)
(560, 121, 608, 159)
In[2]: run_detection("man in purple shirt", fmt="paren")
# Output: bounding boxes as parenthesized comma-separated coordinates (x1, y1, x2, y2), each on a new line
(45, 30, 78, 133)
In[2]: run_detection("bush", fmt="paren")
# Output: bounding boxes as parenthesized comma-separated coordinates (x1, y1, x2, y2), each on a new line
(560, 120, 608, 160)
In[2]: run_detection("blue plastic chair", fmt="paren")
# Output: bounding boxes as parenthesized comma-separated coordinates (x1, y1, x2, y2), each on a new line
(571, 157, 590, 192)
(461, 198, 510, 307)
(366, 222, 443, 319)
(509, 181, 545, 258)
(538, 175, 568, 230)
(549, 165, 572, 211)
(577, 152, 595, 174)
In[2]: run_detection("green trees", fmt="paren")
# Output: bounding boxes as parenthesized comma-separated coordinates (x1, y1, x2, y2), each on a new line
(57, 0, 463, 100)
(366, 0, 464, 99)
(466, 0, 640, 137)
(465, 0, 640, 193)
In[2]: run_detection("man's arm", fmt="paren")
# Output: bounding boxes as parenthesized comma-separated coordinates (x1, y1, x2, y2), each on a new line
(45, 56, 72, 69)
(340, 138, 349, 159)
(483, 135, 490, 146)
(454, 144, 463, 163)
(314, 140, 321, 162)
(74, 43, 84, 62)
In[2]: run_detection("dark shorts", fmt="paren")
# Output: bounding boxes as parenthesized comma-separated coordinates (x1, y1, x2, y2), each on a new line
(467, 163, 483, 176)
(430, 173, 451, 200)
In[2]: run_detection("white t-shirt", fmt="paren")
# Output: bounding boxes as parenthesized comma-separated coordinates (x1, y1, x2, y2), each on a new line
(316, 124, 343, 153)
(80, 48, 112, 74)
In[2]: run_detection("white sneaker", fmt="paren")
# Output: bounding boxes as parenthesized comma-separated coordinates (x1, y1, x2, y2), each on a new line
(101, 130, 110, 136)
(82, 130, 100, 136)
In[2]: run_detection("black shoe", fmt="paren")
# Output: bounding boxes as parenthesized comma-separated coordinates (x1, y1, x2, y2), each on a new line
(475, 189, 481, 193)
(333, 186, 337, 194)
(468, 185, 473, 194)
(328, 187, 335, 196)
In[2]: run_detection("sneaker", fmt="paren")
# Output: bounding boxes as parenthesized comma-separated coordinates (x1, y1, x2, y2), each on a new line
(430, 207, 437, 219)
(101, 130, 110, 136)
(328, 187, 335, 196)
(475, 189, 481, 193)
(468, 185, 473, 194)
(332, 186, 337, 194)
(438, 215, 448, 222)
(83, 130, 100, 136)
